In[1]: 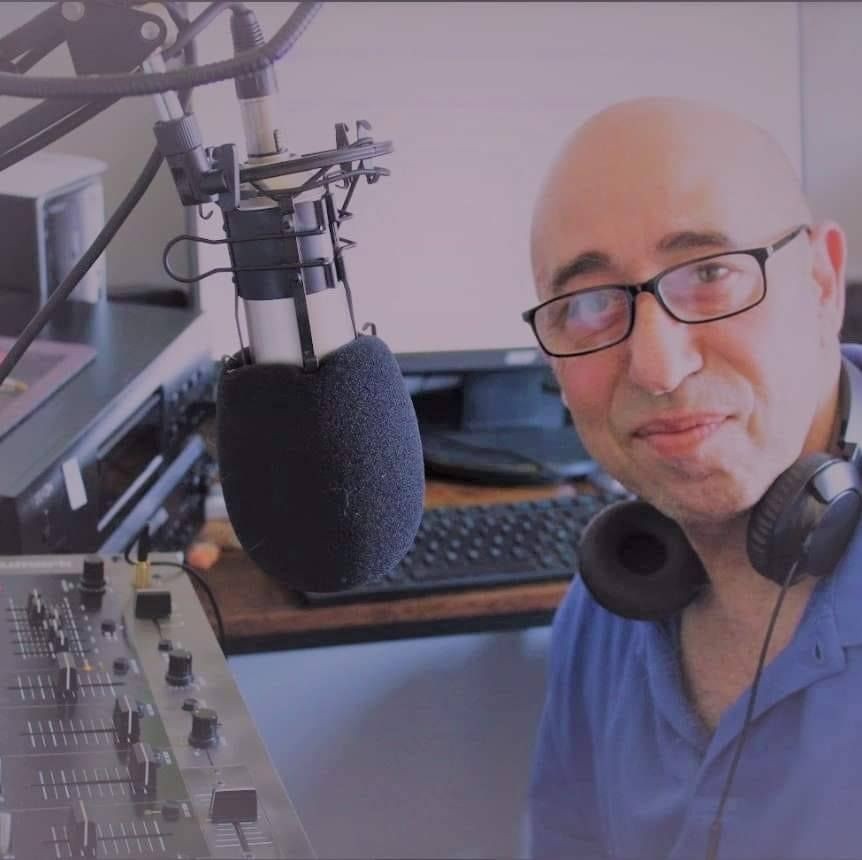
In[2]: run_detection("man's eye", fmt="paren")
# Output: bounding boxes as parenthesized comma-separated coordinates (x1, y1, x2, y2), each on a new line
(695, 263, 729, 283)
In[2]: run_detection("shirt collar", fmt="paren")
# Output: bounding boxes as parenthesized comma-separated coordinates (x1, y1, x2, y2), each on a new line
(828, 525, 862, 648)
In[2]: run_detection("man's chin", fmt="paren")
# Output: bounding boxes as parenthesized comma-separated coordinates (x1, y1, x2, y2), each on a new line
(627, 470, 762, 527)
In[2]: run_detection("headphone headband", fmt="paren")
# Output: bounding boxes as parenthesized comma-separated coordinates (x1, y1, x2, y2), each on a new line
(838, 357, 862, 465)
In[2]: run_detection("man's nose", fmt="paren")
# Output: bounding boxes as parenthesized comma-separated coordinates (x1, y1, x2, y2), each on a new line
(625, 293, 703, 395)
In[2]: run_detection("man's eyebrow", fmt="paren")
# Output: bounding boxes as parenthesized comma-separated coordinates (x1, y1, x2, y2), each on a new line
(549, 251, 614, 294)
(547, 230, 736, 297)
(655, 229, 734, 254)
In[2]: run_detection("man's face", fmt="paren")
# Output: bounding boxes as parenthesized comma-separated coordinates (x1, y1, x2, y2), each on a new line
(531, 116, 845, 526)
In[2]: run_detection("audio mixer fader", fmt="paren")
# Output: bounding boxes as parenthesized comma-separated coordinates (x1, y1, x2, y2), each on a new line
(0, 554, 314, 859)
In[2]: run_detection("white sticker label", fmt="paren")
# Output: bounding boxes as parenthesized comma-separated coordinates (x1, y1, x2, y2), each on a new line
(61, 458, 88, 511)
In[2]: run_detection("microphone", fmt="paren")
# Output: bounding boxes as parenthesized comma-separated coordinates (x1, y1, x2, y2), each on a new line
(212, 9, 425, 592)
(216, 336, 425, 592)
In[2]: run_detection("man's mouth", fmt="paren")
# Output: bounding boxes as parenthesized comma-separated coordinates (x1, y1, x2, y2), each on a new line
(633, 413, 729, 457)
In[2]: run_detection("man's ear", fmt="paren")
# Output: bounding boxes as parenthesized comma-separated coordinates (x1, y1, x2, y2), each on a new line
(809, 220, 847, 336)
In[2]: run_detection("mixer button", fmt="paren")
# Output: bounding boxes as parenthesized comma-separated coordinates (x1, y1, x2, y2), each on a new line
(129, 742, 159, 794)
(55, 653, 78, 701)
(210, 787, 258, 823)
(68, 800, 97, 857)
(113, 695, 141, 744)
(0, 811, 10, 859)
(161, 800, 181, 821)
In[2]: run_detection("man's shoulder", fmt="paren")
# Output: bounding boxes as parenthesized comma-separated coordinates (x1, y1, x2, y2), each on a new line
(552, 574, 641, 646)
(548, 575, 644, 689)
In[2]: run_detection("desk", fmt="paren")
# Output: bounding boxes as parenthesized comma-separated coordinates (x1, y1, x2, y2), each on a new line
(198, 478, 582, 654)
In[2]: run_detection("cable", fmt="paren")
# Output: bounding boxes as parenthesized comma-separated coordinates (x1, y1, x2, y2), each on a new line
(151, 560, 226, 650)
(122, 543, 226, 651)
(0, 1, 322, 99)
(163, 1, 248, 62)
(0, 143, 162, 387)
(0, 28, 199, 388)
(705, 557, 801, 860)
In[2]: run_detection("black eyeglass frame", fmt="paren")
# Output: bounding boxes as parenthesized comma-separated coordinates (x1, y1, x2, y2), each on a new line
(522, 224, 811, 358)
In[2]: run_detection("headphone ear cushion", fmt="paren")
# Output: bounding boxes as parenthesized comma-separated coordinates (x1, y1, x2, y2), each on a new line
(748, 452, 862, 583)
(578, 500, 708, 620)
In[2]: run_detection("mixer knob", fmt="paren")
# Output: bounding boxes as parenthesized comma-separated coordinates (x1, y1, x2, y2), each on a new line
(165, 649, 193, 687)
(55, 653, 78, 701)
(113, 695, 141, 744)
(68, 800, 97, 857)
(189, 708, 219, 749)
(49, 607, 63, 627)
(129, 742, 158, 794)
(80, 556, 106, 609)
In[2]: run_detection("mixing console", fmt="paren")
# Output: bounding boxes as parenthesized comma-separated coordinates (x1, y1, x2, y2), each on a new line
(0, 554, 314, 859)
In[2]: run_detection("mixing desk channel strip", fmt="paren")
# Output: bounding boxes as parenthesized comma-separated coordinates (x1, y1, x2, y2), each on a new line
(0, 554, 314, 859)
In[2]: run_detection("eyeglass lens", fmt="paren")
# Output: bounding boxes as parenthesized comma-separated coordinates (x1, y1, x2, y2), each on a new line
(533, 252, 764, 355)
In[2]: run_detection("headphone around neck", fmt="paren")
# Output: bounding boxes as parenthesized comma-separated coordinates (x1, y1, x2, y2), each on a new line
(578, 357, 862, 620)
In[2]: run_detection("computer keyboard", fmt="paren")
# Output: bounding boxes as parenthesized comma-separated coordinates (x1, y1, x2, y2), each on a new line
(301, 489, 620, 605)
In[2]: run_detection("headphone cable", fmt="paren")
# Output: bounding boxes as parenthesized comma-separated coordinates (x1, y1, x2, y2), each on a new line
(705, 556, 801, 860)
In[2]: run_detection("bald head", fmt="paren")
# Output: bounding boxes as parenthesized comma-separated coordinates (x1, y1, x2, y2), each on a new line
(526, 95, 848, 535)
(530, 97, 811, 296)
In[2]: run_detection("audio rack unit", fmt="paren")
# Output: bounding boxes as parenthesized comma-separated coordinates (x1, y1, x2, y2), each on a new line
(0, 553, 314, 859)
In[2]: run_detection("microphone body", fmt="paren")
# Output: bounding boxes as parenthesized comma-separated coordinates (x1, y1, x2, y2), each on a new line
(216, 190, 426, 591)
(212, 14, 424, 592)
(222, 196, 355, 367)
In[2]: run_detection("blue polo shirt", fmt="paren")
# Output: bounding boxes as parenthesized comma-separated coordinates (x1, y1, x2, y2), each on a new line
(527, 496, 862, 859)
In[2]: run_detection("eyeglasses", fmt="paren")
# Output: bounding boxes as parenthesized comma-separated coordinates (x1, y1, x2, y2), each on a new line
(522, 225, 810, 358)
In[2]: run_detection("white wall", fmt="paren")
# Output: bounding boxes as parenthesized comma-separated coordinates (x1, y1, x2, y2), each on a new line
(0, 3, 807, 334)
(800, 2, 862, 282)
(191, 1, 803, 357)
(0, 3, 185, 291)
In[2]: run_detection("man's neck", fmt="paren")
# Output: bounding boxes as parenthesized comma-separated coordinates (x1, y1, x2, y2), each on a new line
(683, 512, 817, 638)
(678, 515, 819, 732)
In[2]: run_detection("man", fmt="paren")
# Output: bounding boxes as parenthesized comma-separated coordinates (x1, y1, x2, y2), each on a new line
(524, 97, 861, 859)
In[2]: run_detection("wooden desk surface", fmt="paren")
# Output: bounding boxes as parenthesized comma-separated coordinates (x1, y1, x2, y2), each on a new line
(197, 478, 584, 653)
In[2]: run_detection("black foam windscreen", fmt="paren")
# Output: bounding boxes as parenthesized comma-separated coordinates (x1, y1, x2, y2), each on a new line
(215, 334, 425, 592)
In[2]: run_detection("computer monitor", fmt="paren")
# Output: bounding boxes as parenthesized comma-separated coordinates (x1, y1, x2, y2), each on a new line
(395, 347, 596, 485)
